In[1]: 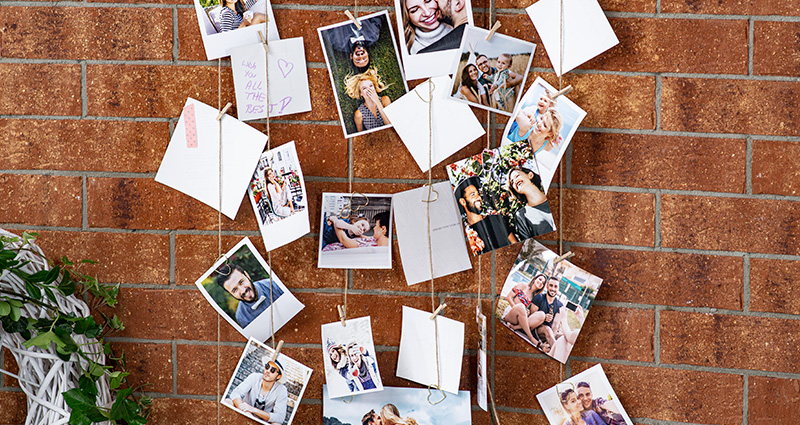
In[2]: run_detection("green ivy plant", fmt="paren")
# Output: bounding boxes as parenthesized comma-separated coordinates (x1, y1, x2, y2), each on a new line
(0, 232, 150, 425)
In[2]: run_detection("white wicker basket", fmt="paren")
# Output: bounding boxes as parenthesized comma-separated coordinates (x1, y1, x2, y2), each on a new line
(0, 228, 112, 425)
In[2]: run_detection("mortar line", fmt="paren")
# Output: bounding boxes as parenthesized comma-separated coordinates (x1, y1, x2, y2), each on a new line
(742, 254, 751, 312)
(745, 136, 753, 194)
(171, 340, 178, 395)
(80, 61, 88, 117)
(169, 231, 176, 286)
(742, 374, 749, 425)
(172, 6, 179, 63)
(654, 305, 661, 364)
(654, 190, 662, 247)
(748, 18, 755, 76)
(82, 176, 88, 230)
(654, 75, 662, 130)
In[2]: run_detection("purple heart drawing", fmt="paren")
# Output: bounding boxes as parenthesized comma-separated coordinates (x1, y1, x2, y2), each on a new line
(278, 59, 294, 78)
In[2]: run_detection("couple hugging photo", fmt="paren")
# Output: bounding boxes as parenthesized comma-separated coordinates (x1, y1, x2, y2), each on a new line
(323, 386, 472, 425)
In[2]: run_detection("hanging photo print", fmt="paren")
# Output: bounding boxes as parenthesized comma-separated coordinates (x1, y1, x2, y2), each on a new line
(230, 38, 312, 121)
(526, 0, 618, 76)
(323, 385, 472, 425)
(318, 193, 393, 269)
(500, 76, 587, 192)
(496, 239, 602, 363)
(537, 364, 632, 425)
(155, 97, 267, 220)
(393, 0, 474, 80)
(195, 237, 304, 341)
(446, 141, 555, 256)
(449, 25, 535, 115)
(247, 142, 310, 251)
(318, 11, 409, 138)
(321, 316, 384, 398)
(396, 306, 464, 394)
(193, 0, 279, 60)
(476, 306, 488, 411)
(222, 337, 312, 425)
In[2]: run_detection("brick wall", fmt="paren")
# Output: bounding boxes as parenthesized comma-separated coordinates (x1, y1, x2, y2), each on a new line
(0, 0, 798, 423)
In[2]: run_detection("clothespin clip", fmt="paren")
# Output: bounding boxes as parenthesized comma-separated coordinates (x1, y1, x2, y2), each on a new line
(552, 85, 573, 99)
(344, 10, 361, 30)
(270, 340, 284, 361)
(429, 303, 447, 320)
(216, 102, 233, 121)
(485, 21, 502, 41)
(553, 251, 575, 265)
(258, 30, 269, 54)
(337, 305, 347, 326)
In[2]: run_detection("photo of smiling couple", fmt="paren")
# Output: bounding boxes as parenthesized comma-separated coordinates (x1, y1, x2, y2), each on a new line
(398, 0, 472, 54)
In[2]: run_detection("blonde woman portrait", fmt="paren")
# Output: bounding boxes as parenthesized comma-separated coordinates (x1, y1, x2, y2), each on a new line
(401, 0, 453, 54)
(344, 68, 393, 132)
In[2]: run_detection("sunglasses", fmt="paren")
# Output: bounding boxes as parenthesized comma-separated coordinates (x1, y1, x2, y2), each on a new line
(265, 366, 280, 374)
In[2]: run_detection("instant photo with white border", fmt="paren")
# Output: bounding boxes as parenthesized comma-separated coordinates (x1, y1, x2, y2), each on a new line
(194, 237, 304, 342)
(321, 316, 384, 399)
(193, 0, 279, 60)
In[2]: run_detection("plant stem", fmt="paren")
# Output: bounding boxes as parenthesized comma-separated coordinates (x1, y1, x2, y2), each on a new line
(0, 289, 58, 311)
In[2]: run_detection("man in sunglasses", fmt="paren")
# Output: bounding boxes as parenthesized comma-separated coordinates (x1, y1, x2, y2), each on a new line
(228, 357, 289, 424)
(216, 264, 284, 328)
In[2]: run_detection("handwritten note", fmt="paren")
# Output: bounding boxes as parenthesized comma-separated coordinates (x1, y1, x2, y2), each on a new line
(230, 37, 312, 121)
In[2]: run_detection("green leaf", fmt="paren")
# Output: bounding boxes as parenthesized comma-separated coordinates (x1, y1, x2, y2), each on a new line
(74, 317, 102, 339)
(110, 388, 146, 424)
(61, 256, 74, 266)
(86, 361, 110, 378)
(24, 281, 42, 300)
(43, 287, 56, 304)
(10, 305, 21, 322)
(107, 315, 125, 331)
(0, 301, 10, 316)
(26, 269, 52, 283)
(109, 371, 130, 390)
(57, 272, 75, 296)
(63, 388, 107, 425)
(21, 232, 39, 244)
(0, 250, 16, 261)
(7, 299, 22, 308)
(80, 259, 98, 264)
(78, 375, 98, 398)
(23, 330, 66, 350)
(103, 342, 112, 356)
(43, 266, 61, 285)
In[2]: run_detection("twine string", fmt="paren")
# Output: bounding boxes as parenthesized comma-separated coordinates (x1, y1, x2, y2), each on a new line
(216, 57, 222, 425)
(263, 24, 276, 351)
(558, 0, 564, 258)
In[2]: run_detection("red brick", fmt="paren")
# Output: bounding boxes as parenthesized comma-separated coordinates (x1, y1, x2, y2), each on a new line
(750, 258, 800, 315)
(86, 65, 234, 118)
(0, 174, 82, 227)
(494, 355, 561, 408)
(660, 310, 800, 373)
(0, 7, 172, 60)
(748, 376, 800, 425)
(286, 68, 340, 123)
(569, 305, 655, 361)
(662, 0, 800, 15)
(573, 361, 743, 424)
(175, 234, 259, 286)
(572, 132, 746, 192)
(570, 246, 744, 310)
(496, 0, 653, 12)
(2, 348, 19, 388)
(274, 9, 357, 64)
(581, 18, 747, 74)
(550, 74, 655, 130)
(177, 8, 208, 61)
(270, 123, 348, 178)
(0, 391, 26, 424)
(29, 230, 169, 285)
(754, 21, 800, 76)
(176, 344, 241, 395)
(549, 189, 656, 246)
(662, 78, 800, 136)
(110, 342, 173, 393)
(661, 195, 800, 255)
(1, 119, 169, 173)
(0, 64, 81, 116)
(752, 139, 800, 196)
(87, 177, 258, 231)
(443, 297, 494, 350)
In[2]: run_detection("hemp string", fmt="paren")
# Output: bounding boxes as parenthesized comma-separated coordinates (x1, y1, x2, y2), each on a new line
(558, 0, 566, 382)
(216, 57, 223, 425)
(263, 26, 277, 351)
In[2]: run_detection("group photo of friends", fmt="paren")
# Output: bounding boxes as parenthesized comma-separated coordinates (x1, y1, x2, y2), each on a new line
(501, 77, 587, 191)
(194, 238, 304, 341)
(318, 11, 409, 137)
(496, 239, 602, 363)
(447, 141, 556, 255)
(318, 193, 393, 269)
(537, 365, 633, 425)
(223, 338, 312, 425)
(323, 386, 471, 425)
(322, 316, 384, 398)
(449, 26, 534, 114)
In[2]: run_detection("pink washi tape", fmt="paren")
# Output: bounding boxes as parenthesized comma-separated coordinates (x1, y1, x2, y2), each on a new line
(183, 103, 198, 148)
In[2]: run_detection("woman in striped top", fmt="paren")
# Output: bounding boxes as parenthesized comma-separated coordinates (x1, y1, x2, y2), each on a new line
(218, 0, 265, 32)
(344, 68, 393, 132)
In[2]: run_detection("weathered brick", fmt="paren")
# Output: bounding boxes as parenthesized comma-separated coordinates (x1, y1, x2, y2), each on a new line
(177, 8, 208, 61)
(0, 174, 82, 227)
(176, 344, 242, 395)
(0, 7, 172, 60)
(661, 195, 800, 255)
(2, 348, 19, 388)
(752, 139, 800, 196)
(0, 391, 26, 424)
(86, 65, 234, 118)
(662, 77, 800, 136)
(31, 230, 170, 285)
(110, 342, 173, 393)
(573, 361, 743, 424)
(269, 123, 348, 178)
(548, 189, 656, 246)
(660, 310, 800, 372)
(87, 177, 259, 231)
(750, 258, 800, 315)
(571, 246, 744, 310)
(494, 355, 561, 408)
(662, 0, 800, 15)
(569, 305, 655, 361)
(1, 119, 168, 172)
(754, 21, 800, 76)
(748, 376, 800, 425)
(0, 64, 81, 116)
(572, 132, 746, 192)
(443, 297, 494, 350)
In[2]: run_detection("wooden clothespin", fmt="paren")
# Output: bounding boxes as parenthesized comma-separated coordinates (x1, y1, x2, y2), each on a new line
(553, 251, 575, 265)
(552, 85, 573, 99)
(270, 340, 284, 362)
(257, 30, 269, 54)
(344, 10, 361, 30)
(216, 102, 233, 120)
(485, 21, 502, 41)
(429, 303, 447, 320)
(337, 305, 347, 326)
